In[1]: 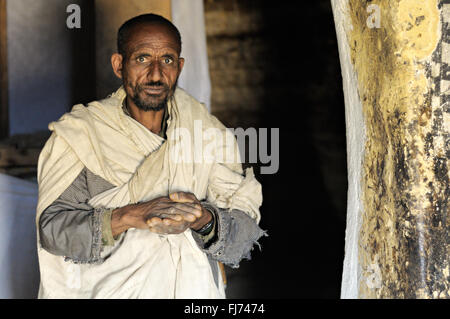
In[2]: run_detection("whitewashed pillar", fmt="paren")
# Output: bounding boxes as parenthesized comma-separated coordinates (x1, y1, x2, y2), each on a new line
(332, 0, 449, 298)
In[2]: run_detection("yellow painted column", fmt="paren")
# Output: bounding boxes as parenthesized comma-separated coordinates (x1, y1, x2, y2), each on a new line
(332, 0, 449, 298)
(95, 0, 171, 98)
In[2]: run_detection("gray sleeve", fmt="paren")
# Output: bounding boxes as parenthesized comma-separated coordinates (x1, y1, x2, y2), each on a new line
(38, 167, 113, 264)
(191, 202, 268, 268)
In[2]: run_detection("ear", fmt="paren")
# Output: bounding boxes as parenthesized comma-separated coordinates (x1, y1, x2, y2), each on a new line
(111, 53, 124, 79)
(178, 57, 185, 74)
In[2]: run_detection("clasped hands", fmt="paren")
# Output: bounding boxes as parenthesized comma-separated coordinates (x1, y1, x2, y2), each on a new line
(111, 192, 212, 237)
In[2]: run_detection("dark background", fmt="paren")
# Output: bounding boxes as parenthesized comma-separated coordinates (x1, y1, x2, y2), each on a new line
(225, 1, 347, 298)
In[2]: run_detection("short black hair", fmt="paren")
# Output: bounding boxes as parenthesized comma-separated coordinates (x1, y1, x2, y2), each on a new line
(117, 13, 182, 58)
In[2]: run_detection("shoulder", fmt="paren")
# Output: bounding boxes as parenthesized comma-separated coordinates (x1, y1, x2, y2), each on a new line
(50, 88, 124, 131)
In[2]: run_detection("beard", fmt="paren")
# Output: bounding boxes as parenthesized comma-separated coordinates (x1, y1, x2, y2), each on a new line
(129, 80, 177, 112)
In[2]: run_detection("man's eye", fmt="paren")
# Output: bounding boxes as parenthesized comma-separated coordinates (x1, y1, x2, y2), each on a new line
(163, 57, 173, 64)
(137, 56, 148, 63)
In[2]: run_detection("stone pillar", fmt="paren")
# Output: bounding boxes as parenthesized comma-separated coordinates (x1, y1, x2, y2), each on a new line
(95, 0, 171, 98)
(332, 0, 449, 298)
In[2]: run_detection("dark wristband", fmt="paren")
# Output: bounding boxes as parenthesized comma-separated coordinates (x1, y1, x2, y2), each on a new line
(194, 209, 215, 236)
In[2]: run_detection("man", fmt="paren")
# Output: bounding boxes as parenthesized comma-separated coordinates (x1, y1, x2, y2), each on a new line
(36, 14, 265, 298)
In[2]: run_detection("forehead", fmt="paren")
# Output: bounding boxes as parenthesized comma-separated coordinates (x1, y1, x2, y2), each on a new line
(125, 23, 180, 55)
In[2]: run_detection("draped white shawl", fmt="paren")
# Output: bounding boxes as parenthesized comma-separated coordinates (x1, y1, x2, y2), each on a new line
(35, 87, 262, 299)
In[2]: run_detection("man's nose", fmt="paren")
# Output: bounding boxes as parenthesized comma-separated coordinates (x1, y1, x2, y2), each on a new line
(147, 61, 162, 83)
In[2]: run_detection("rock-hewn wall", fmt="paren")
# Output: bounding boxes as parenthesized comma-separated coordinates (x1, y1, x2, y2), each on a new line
(204, 0, 266, 128)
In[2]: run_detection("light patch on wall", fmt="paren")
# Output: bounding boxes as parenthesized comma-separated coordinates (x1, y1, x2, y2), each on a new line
(394, 0, 440, 62)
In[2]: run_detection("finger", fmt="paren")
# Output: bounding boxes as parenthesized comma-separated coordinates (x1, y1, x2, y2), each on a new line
(169, 192, 197, 203)
(173, 202, 203, 218)
(146, 216, 162, 227)
(158, 212, 185, 222)
(178, 212, 197, 222)
(158, 213, 183, 221)
(156, 203, 202, 219)
(156, 201, 201, 212)
(160, 210, 196, 222)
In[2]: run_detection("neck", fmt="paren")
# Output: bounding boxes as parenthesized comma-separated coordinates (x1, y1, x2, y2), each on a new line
(125, 97, 165, 135)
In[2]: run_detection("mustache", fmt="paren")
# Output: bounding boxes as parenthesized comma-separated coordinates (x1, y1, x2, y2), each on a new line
(139, 81, 168, 89)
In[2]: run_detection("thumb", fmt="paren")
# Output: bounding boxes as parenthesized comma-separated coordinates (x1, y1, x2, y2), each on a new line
(169, 191, 197, 203)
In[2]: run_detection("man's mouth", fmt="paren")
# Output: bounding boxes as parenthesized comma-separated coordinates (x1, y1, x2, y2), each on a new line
(142, 86, 166, 95)
(139, 82, 169, 96)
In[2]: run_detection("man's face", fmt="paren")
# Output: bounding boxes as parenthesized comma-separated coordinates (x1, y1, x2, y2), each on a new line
(119, 23, 184, 111)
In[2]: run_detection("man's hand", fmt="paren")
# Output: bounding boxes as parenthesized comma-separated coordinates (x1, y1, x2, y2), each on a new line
(110, 192, 212, 237)
(147, 192, 213, 235)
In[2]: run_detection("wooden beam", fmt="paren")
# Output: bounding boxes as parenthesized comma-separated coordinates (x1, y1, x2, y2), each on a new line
(0, 0, 8, 139)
